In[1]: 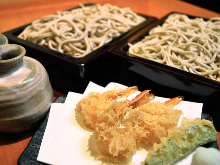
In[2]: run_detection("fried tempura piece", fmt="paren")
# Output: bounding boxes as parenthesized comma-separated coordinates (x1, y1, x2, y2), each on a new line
(145, 118, 218, 165)
(94, 101, 136, 162)
(134, 101, 183, 145)
(76, 92, 112, 128)
(76, 86, 138, 128)
(94, 90, 155, 163)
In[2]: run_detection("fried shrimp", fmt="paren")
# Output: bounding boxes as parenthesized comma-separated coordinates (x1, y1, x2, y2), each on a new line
(133, 98, 183, 145)
(94, 90, 155, 162)
(76, 86, 138, 128)
(94, 93, 183, 162)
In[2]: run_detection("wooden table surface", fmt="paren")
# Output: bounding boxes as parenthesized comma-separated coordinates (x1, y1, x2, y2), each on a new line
(0, 0, 220, 164)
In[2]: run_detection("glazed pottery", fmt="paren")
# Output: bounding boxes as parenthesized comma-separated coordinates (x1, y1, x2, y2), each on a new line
(0, 44, 53, 133)
(0, 33, 8, 45)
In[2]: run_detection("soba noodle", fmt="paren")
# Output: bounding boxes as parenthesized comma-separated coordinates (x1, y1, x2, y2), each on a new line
(128, 13, 220, 81)
(18, 3, 146, 58)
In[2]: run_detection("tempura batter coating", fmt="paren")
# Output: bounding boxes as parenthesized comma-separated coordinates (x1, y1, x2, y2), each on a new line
(136, 102, 183, 145)
(94, 92, 183, 162)
(94, 101, 137, 162)
(76, 86, 138, 128)
(76, 92, 113, 128)
(145, 118, 218, 165)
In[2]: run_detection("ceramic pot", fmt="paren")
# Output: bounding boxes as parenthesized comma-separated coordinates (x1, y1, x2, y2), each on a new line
(0, 33, 8, 45)
(0, 44, 53, 133)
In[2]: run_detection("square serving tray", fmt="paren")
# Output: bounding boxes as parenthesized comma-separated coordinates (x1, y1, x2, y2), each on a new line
(3, 3, 158, 94)
(109, 12, 220, 99)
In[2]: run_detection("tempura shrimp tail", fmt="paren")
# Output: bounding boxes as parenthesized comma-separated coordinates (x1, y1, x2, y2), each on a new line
(105, 86, 139, 100)
(129, 90, 155, 108)
(164, 96, 184, 108)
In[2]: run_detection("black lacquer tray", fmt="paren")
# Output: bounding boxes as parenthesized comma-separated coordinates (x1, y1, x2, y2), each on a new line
(109, 12, 220, 98)
(3, 3, 158, 94)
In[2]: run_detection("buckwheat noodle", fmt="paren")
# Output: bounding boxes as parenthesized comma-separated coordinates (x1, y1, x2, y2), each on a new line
(128, 13, 220, 81)
(18, 3, 146, 58)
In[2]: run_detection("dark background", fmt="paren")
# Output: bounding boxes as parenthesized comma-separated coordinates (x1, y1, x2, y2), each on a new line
(182, 0, 219, 13)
